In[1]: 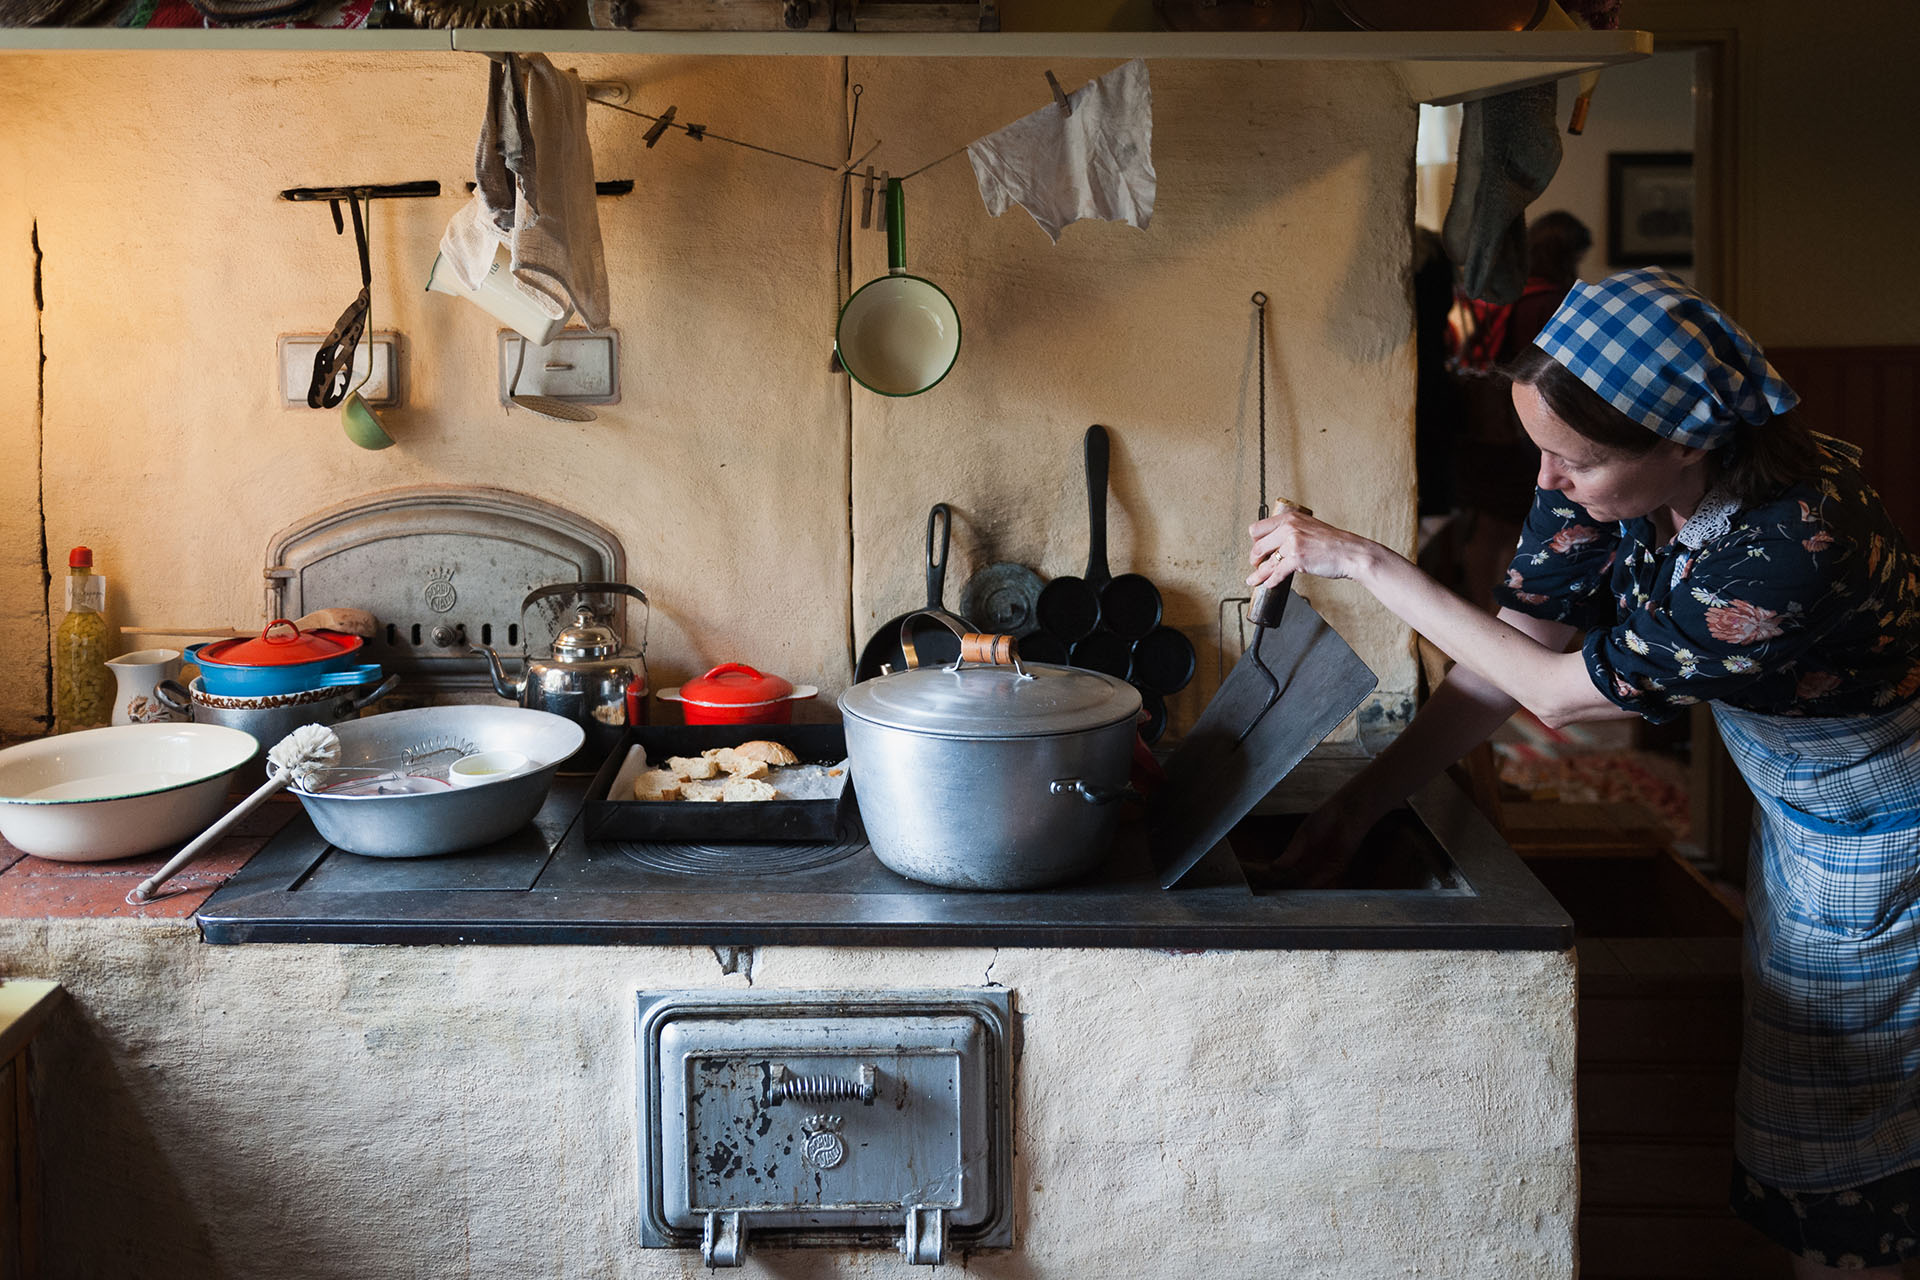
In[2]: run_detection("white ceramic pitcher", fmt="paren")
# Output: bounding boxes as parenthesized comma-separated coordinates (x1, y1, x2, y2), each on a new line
(107, 648, 186, 725)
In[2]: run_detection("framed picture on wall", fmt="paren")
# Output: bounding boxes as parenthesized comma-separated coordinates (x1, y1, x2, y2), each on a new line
(1607, 152, 1695, 267)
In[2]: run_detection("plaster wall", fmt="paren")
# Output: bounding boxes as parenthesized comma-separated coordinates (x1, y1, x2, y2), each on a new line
(1, 920, 1577, 1278)
(0, 52, 1419, 744)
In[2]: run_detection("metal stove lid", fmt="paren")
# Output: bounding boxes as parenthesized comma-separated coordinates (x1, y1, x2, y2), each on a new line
(837, 662, 1139, 738)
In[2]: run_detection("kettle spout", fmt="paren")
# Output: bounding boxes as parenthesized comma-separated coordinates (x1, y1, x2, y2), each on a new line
(471, 645, 525, 702)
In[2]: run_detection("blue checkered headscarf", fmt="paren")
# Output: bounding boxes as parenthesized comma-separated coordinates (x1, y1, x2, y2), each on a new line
(1532, 268, 1798, 450)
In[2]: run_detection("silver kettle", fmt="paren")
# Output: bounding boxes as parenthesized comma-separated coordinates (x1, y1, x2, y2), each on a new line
(472, 581, 649, 766)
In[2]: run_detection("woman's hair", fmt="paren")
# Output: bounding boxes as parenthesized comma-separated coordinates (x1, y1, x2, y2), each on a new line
(1504, 344, 1826, 507)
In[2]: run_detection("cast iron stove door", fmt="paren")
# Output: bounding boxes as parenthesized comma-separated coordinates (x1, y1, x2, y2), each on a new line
(636, 990, 1013, 1266)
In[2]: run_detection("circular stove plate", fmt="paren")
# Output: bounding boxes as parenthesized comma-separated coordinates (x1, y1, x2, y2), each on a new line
(617, 839, 865, 877)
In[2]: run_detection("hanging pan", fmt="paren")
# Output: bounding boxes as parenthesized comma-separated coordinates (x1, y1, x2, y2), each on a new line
(854, 503, 974, 682)
(1035, 424, 1164, 643)
(835, 178, 961, 398)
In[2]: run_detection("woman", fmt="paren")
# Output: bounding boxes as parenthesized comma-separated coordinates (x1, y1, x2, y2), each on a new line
(1249, 268, 1920, 1277)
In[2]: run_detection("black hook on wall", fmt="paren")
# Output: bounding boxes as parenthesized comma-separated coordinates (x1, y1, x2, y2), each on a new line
(280, 181, 444, 231)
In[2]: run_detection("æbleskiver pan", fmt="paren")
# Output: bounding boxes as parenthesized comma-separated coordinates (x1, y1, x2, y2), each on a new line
(854, 503, 974, 681)
(1034, 425, 1165, 644)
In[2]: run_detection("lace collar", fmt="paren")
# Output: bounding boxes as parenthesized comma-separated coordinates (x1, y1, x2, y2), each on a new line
(1674, 483, 1742, 551)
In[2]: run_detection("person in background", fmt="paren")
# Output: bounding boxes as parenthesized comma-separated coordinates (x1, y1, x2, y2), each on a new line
(1450, 211, 1595, 609)
(1251, 269, 1920, 1279)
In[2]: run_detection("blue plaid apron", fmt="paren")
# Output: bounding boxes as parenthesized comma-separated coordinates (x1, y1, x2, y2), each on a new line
(1715, 699, 1920, 1191)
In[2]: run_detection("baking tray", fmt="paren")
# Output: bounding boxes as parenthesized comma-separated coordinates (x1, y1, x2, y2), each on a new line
(582, 723, 855, 843)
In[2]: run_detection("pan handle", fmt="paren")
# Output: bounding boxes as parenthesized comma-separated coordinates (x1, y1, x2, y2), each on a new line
(925, 504, 951, 610)
(1083, 425, 1110, 589)
(1248, 501, 1314, 629)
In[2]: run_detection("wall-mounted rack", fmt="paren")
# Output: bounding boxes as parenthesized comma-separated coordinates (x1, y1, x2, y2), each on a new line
(0, 29, 1652, 106)
(464, 180, 636, 197)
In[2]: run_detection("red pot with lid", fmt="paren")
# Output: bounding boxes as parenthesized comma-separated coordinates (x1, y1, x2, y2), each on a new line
(656, 663, 819, 725)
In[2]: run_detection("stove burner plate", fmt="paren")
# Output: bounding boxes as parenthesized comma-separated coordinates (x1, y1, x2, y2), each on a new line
(616, 839, 867, 878)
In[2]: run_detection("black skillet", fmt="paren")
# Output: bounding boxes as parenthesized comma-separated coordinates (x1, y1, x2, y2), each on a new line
(854, 503, 972, 682)
(1034, 425, 1164, 644)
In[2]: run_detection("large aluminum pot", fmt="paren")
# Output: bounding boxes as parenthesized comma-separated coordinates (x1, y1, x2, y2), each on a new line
(838, 627, 1140, 890)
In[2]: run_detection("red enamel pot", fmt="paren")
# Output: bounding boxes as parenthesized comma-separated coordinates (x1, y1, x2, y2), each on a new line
(656, 663, 820, 726)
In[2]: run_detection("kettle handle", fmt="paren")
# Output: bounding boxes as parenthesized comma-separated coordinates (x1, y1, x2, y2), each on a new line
(517, 581, 650, 655)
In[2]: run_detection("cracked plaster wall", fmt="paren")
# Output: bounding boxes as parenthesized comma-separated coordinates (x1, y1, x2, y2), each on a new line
(1, 920, 1576, 1279)
(0, 51, 1420, 745)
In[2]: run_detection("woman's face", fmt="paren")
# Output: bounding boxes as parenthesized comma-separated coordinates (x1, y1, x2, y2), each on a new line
(1511, 381, 1707, 523)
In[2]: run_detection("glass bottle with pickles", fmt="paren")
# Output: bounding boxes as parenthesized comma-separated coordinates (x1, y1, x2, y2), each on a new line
(54, 546, 113, 734)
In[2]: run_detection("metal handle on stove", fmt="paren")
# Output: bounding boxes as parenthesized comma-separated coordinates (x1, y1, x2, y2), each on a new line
(769, 1062, 876, 1105)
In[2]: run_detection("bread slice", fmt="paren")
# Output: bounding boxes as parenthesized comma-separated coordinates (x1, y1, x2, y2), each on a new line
(721, 776, 779, 803)
(733, 740, 800, 766)
(632, 769, 683, 802)
(680, 779, 728, 802)
(667, 755, 721, 781)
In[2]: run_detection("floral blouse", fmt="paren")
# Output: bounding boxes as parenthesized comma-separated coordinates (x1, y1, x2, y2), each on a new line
(1491, 437, 1920, 723)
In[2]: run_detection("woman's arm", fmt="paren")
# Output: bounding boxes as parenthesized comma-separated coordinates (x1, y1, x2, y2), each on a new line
(1249, 507, 1633, 728)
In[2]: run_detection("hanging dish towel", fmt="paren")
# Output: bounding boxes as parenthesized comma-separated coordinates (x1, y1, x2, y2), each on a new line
(965, 58, 1156, 244)
(1443, 81, 1562, 304)
(440, 52, 610, 331)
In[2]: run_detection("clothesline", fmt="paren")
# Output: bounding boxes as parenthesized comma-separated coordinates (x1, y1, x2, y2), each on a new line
(588, 94, 970, 184)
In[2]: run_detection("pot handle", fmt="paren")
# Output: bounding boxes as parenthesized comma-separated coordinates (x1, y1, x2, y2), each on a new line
(517, 581, 651, 655)
(347, 672, 402, 711)
(155, 679, 193, 715)
(1049, 777, 1140, 807)
(899, 611, 1030, 678)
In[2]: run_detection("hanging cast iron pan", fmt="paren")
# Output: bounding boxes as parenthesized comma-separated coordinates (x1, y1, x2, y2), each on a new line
(853, 503, 972, 682)
(1018, 629, 1069, 665)
(1069, 629, 1133, 679)
(1129, 624, 1197, 695)
(1034, 425, 1164, 642)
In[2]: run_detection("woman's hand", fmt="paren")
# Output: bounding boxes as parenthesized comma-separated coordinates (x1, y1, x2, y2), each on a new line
(1246, 505, 1379, 592)
(1248, 791, 1388, 890)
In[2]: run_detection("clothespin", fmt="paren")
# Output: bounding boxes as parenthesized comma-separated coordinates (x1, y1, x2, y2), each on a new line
(684, 122, 707, 141)
(643, 106, 677, 148)
(860, 165, 877, 229)
(1044, 69, 1072, 117)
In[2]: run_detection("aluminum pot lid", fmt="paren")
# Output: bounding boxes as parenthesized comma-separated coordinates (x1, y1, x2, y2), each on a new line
(197, 620, 363, 668)
(839, 662, 1140, 738)
(551, 605, 620, 660)
(678, 663, 795, 707)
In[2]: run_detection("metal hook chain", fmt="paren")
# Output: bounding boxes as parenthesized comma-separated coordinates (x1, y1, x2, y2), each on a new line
(1253, 290, 1268, 520)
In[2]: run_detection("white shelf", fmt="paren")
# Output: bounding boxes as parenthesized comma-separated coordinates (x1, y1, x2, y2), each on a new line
(0, 26, 1649, 101)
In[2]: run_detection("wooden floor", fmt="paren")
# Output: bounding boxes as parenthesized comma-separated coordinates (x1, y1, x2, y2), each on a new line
(1506, 801, 1792, 1280)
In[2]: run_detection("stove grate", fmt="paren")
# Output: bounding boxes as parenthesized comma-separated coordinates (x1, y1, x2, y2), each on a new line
(616, 839, 866, 878)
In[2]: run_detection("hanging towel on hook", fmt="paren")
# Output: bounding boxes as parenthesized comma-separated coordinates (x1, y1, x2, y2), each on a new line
(965, 58, 1156, 244)
(439, 53, 610, 331)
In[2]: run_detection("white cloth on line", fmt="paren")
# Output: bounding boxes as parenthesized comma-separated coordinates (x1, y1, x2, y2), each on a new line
(439, 52, 610, 330)
(964, 58, 1156, 244)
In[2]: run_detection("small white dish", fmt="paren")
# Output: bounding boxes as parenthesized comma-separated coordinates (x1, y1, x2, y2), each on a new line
(447, 750, 531, 788)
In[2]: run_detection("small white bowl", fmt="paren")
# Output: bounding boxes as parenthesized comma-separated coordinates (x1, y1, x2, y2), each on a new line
(0, 723, 258, 861)
(447, 750, 531, 789)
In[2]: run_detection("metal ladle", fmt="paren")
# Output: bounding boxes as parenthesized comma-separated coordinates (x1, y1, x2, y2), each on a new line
(507, 335, 597, 423)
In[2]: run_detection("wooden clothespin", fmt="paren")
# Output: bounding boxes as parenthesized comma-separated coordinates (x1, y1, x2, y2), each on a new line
(1044, 69, 1072, 117)
(684, 122, 707, 141)
(860, 166, 878, 228)
(643, 105, 677, 148)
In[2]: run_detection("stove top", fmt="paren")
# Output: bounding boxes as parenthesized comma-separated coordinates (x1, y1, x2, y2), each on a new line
(197, 768, 1571, 951)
